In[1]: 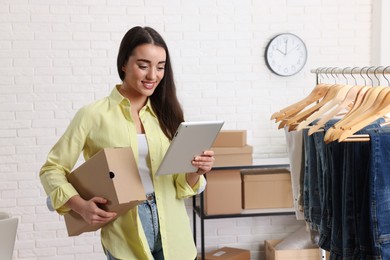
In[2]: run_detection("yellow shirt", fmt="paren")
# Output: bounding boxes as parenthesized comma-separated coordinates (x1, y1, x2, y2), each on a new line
(40, 85, 205, 260)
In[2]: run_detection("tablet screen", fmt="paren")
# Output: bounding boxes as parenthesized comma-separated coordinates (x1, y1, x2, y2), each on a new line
(155, 121, 224, 176)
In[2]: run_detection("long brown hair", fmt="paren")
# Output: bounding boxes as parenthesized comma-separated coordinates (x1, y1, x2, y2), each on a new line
(117, 26, 184, 140)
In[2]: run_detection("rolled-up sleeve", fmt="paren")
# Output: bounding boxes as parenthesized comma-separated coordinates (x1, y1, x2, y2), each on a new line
(174, 174, 206, 199)
(39, 109, 88, 214)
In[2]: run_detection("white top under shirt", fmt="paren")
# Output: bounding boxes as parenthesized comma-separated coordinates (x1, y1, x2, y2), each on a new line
(137, 134, 154, 194)
(137, 134, 207, 195)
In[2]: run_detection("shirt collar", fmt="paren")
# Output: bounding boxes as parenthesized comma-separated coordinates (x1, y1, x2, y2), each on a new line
(109, 85, 157, 118)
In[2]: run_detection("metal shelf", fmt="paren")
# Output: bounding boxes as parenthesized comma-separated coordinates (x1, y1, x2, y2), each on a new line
(192, 163, 292, 260)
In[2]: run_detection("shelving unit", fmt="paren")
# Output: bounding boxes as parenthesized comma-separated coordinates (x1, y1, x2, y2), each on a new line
(192, 163, 294, 260)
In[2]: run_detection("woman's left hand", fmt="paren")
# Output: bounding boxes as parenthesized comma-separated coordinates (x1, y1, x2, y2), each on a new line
(191, 150, 215, 175)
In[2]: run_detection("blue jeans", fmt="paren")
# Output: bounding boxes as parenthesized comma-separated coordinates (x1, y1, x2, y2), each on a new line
(312, 122, 332, 251)
(324, 121, 382, 260)
(303, 128, 322, 231)
(106, 193, 164, 260)
(304, 120, 377, 259)
(368, 126, 390, 259)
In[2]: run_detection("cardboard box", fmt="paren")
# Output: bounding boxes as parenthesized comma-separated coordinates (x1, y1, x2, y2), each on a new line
(265, 240, 321, 260)
(212, 130, 247, 147)
(204, 170, 242, 215)
(241, 168, 293, 209)
(204, 247, 250, 260)
(212, 145, 253, 167)
(64, 147, 146, 236)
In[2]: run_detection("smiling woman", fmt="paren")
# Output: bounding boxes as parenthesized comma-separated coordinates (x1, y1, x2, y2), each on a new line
(39, 26, 215, 260)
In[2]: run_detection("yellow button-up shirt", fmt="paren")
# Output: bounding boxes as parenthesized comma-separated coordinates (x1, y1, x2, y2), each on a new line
(40, 85, 205, 260)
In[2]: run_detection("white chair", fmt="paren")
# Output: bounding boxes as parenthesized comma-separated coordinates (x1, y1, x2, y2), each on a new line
(0, 212, 18, 260)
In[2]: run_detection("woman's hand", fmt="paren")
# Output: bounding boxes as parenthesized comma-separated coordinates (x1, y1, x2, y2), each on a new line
(192, 150, 215, 175)
(186, 150, 215, 187)
(66, 195, 117, 225)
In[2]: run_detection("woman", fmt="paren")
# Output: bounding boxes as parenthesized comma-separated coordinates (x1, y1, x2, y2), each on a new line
(40, 26, 214, 260)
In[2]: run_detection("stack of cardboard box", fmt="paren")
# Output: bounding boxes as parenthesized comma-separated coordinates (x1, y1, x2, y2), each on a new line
(204, 130, 294, 215)
(204, 130, 252, 215)
(211, 130, 252, 167)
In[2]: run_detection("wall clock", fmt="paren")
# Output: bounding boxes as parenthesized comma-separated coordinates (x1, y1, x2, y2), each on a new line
(265, 33, 308, 76)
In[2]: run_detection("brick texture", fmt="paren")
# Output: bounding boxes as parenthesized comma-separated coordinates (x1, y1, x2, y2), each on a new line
(0, 0, 372, 259)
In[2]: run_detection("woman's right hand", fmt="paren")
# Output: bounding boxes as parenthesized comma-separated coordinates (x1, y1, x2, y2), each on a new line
(66, 195, 117, 225)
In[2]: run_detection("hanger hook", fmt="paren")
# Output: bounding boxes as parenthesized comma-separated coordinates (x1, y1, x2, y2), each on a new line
(330, 67, 339, 84)
(341, 67, 350, 85)
(366, 66, 376, 86)
(323, 67, 332, 83)
(350, 66, 359, 85)
(374, 66, 383, 86)
(360, 66, 368, 86)
(383, 66, 390, 86)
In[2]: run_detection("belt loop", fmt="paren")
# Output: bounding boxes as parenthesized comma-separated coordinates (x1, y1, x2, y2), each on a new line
(146, 192, 155, 201)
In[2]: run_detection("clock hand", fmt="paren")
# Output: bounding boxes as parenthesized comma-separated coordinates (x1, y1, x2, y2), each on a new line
(286, 45, 300, 55)
(275, 48, 286, 55)
(284, 39, 288, 56)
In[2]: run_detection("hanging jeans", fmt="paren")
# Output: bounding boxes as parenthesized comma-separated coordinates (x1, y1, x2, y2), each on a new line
(368, 126, 390, 259)
(326, 121, 383, 260)
(305, 120, 383, 260)
(312, 119, 338, 252)
(303, 128, 322, 231)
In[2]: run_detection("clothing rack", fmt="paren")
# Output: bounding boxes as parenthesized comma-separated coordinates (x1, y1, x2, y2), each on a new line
(308, 66, 390, 259)
(272, 67, 390, 259)
(310, 66, 390, 86)
(310, 66, 390, 75)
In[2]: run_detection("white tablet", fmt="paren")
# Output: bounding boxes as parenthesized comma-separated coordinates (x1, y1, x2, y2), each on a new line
(156, 121, 224, 176)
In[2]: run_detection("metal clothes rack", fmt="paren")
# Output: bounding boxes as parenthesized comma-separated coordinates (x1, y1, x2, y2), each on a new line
(309, 66, 390, 259)
(310, 66, 390, 86)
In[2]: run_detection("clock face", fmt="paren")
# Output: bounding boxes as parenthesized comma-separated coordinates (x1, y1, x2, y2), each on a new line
(265, 33, 307, 76)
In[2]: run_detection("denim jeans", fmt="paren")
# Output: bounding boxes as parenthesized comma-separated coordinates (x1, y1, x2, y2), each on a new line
(312, 123, 332, 251)
(368, 126, 390, 260)
(304, 119, 387, 259)
(325, 121, 382, 260)
(303, 128, 322, 231)
(106, 193, 164, 260)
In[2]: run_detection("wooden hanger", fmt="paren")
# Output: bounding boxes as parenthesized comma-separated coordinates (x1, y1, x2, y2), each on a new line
(285, 84, 343, 131)
(295, 84, 353, 131)
(323, 86, 385, 143)
(338, 87, 390, 142)
(307, 85, 364, 135)
(322, 86, 371, 143)
(272, 83, 331, 123)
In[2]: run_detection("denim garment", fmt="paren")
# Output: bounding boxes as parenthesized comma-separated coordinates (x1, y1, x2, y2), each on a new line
(324, 128, 346, 259)
(368, 125, 390, 260)
(138, 194, 164, 260)
(342, 127, 373, 259)
(350, 122, 385, 260)
(326, 121, 382, 260)
(303, 128, 322, 231)
(312, 119, 339, 251)
(106, 193, 164, 260)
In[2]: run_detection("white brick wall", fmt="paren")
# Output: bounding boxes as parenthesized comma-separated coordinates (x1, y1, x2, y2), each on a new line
(0, 0, 372, 259)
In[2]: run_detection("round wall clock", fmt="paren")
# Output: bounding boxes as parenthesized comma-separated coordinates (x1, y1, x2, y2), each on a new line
(265, 33, 308, 76)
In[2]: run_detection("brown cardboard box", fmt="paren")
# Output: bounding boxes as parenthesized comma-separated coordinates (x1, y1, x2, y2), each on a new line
(204, 170, 242, 215)
(241, 168, 293, 209)
(204, 247, 250, 260)
(265, 240, 322, 260)
(64, 147, 146, 236)
(212, 130, 247, 147)
(212, 145, 253, 167)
